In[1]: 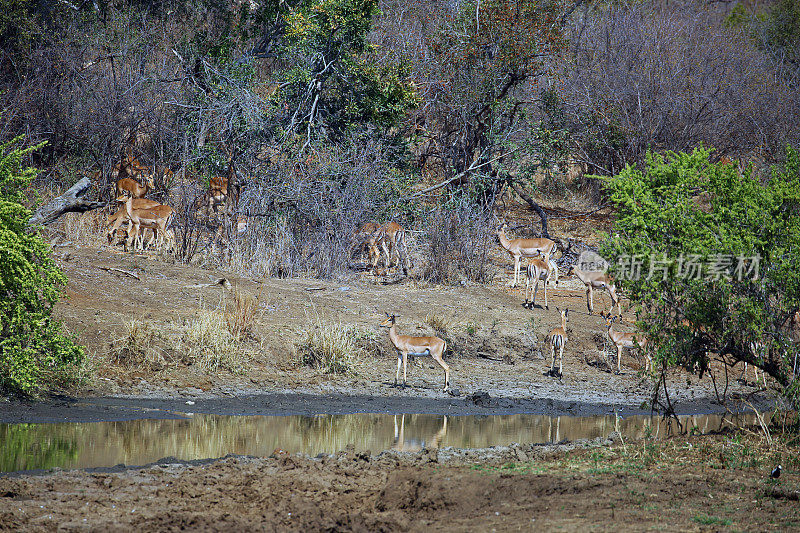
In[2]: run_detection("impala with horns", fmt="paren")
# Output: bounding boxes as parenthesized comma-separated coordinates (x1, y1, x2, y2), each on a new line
(380, 313, 450, 392)
(602, 313, 649, 373)
(546, 308, 569, 377)
(569, 265, 621, 317)
(117, 194, 174, 252)
(524, 250, 559, 309)
(496, 222, 557, 287)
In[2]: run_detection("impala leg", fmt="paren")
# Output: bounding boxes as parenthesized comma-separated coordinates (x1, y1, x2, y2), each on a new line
(544, 279, 548, 310)
(524, 272, 531, 308)
(550, 342, 557, 374)
(402, 352, 408, 388)
(558, 343, 564, 376)
(586, 286, 593, 313)
(533, 278, 540, 309)
(513, 256, 520, 287)
(395, 354, 402, 387)
(433, 353, 450, 392)
(617, 346, 623, 374)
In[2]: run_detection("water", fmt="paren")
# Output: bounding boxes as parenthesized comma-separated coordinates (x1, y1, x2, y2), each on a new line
(0, 412, 755, 473)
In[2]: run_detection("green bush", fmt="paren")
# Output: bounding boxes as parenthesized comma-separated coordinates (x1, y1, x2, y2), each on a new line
(0, 136, 84, 396)
(598, 146, 800, 401)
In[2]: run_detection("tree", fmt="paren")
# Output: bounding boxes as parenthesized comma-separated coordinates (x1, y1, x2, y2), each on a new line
(0, 137, 84, 396)
(277, 0, 418, 147)
(599, 146, 800, 404)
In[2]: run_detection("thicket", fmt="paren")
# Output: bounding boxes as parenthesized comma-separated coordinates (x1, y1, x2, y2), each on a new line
(0, 137, 85, 396)
(600, 147, 800, 406)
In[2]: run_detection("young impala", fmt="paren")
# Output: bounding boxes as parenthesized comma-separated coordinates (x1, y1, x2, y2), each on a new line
(546, 308, 569, 377)
(380, 313, 450, 392)
(603, 313, 649, 373)
(524, 251, 559, 310)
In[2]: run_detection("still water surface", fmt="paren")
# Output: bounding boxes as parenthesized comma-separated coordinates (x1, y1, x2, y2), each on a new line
(0, 412, 755, 472)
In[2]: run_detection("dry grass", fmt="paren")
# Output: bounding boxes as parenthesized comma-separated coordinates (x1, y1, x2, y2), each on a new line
(224, 288, 261, 341)
(424, 313, 451, 336)
(110, 319, 173, 370)
(60, 209, 109, 247)
(186, 310, 240, 372)
(296, 315, 377, 374)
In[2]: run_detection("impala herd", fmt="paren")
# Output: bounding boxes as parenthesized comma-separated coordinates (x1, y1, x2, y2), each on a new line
(103, 150, 237, 255)
(95, 150, 762, 394)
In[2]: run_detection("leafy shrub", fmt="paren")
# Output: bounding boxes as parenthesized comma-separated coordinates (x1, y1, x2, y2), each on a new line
(599, 146, 800, 402)
(0, 137, 84, 396)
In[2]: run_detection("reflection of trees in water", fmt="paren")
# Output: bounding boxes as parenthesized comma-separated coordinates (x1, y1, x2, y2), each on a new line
(0, 423, 79, 471)
(0, 412, 759, 472)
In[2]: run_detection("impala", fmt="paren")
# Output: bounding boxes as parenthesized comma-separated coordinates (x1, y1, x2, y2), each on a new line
(106, 197, 161, 245)
(568, 265, 621, 316)
(380, 313, 450, 392)
(546, 308, 569, 377)
(603, 313, 649, 373)
(111, 148, 149, 180)
(496, 223, 556, 287)
(117, 195, 174, 252)
(353, 221, 410, 276)
(370, 221, 410, 276)
(115, 175, 155, 199)
(524, 251, 559, 309)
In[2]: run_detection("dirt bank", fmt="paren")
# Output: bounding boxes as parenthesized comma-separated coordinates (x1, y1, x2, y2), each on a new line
(46, 245, 769, 413)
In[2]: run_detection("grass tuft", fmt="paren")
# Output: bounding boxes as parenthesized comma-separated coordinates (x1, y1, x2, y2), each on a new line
(225, 289, 260, 341)
(186, 310, 240, 372)
(297, 316, 376, 374)
(111, 320, 165, 368)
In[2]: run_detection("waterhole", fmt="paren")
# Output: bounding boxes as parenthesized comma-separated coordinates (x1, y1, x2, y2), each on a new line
(0, 411, 757, 473)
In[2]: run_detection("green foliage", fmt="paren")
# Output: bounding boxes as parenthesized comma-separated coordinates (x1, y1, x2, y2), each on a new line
(598, 146, 800, 397)
(764, 0, 800, 53)
(277, 0, 418, 139)
(0, 137, 84, 396)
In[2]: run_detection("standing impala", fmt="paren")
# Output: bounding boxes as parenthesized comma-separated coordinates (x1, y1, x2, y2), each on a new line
(380, 313, 450, 392)
(106, 197, 161, 245)
(524, 251, 559, 309)
(569, 265, 621, 316)
(496, 223, 556, 287)
(546, 308, 569, 377)
(117, 195, 174, 252)
(115, 175, 155, 199)
(603, 313, 649, 373)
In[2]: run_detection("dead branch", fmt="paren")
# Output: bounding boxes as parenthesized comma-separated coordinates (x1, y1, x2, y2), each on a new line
(28, 177, 106, 226)
(98, 266, 141, 280)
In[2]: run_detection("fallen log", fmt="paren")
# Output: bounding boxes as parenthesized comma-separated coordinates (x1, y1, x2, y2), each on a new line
(28, 177, 106, 226)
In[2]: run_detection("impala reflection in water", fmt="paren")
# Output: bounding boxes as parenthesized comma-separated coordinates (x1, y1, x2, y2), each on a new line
(0, 412, 757, 472)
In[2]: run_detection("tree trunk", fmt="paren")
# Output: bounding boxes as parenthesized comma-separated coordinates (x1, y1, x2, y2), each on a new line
(508, 179, 549, 238)
(28, 177, 106, 226)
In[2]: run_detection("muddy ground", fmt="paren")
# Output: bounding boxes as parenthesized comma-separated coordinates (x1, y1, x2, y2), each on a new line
(1, 436, 798, 532)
